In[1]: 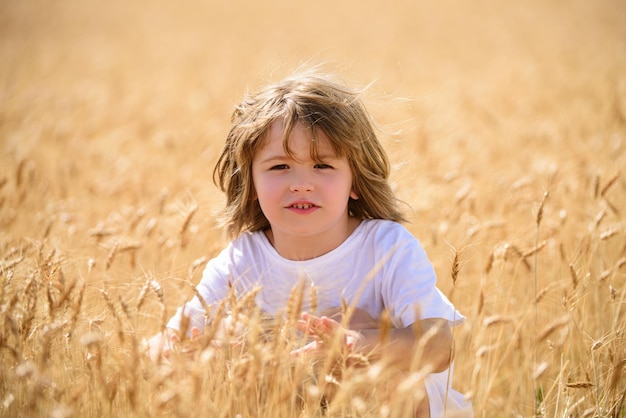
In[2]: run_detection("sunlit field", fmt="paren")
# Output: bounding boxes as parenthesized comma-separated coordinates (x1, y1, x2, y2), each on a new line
(1, 0, 625, 416)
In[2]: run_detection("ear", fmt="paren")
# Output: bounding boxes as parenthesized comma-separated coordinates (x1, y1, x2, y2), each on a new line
(350, 189, 359, 200)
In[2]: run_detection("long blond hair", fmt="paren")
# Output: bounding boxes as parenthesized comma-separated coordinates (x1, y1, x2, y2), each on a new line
(213, 70, 406, 237)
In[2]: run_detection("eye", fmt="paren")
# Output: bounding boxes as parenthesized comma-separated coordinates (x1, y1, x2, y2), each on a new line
(270, 164, 289, 170)
(314, 163, 333, 169)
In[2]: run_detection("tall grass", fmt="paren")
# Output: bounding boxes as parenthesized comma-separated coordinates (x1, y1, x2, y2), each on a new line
(1, 0, 625, 416)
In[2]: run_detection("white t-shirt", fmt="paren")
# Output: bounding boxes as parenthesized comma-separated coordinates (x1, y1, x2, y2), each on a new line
(167, 219, 473, 417)
(169, 219, 463, 330)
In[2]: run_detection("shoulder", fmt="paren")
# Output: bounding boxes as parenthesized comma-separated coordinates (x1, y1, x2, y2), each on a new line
(214, 230, 270, 262)
(357, 220, 431, 270)
(201, 230, 272, 279)
(359, 219, 417, 245)
(230, 230, 268, 247)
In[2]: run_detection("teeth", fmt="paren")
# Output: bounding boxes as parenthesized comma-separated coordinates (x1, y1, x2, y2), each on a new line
(293, 204, 312, 209)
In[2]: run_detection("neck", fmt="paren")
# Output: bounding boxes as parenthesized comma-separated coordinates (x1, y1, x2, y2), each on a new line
(265, 217, 361, 261)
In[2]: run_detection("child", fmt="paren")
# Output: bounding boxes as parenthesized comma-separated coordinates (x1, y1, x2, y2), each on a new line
(147, 69, 473, 417)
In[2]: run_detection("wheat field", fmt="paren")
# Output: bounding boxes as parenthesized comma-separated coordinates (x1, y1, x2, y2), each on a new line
(1, 0, 625, 416)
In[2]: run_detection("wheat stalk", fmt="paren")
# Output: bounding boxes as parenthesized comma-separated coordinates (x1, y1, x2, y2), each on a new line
(533, 191, 549, 416)
(600, 173, 619, 197)
(180, 203, 198, 248)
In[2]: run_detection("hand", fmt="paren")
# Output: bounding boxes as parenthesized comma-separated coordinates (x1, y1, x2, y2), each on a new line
(144, 327, 201, 364)
(292, 311, 372, 357)
(145, 314, 250, 363)
(318, 307, 378, 330)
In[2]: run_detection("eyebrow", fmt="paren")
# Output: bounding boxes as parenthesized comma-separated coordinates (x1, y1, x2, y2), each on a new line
(258, 153, 339, 164)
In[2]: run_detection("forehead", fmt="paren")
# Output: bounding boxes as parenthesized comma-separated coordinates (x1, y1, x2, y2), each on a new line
(258, 120, 339, 159)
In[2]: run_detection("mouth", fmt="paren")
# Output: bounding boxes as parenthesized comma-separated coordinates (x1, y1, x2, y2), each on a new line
(288, 203, 317, 210)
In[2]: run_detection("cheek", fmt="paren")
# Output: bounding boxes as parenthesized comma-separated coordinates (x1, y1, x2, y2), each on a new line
(252, 175, 277, 203)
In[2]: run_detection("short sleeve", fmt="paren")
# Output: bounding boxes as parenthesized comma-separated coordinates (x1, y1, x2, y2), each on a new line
(166, 244, 237, 335)
(379, 226, 465, 328)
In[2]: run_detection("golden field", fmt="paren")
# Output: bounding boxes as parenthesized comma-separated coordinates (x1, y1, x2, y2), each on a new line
(1, 0, 625, 416)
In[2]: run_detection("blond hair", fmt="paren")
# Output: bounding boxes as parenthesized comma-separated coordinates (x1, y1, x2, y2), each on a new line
(213, 70, 406, 237)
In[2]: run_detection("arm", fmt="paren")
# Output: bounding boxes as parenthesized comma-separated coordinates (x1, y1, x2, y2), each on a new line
(295, 308, 454, 373)
(357, 318, 454, 373)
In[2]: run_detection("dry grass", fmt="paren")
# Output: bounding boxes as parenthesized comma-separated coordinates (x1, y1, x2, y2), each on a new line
(1, 0, 626, 416)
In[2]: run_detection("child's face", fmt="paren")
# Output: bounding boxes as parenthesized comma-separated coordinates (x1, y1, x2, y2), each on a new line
(251, 121, 358, 256)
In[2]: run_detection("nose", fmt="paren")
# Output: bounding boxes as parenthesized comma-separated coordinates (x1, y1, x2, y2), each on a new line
(289, 172, 314, 192)
(290, 182, 314, 192)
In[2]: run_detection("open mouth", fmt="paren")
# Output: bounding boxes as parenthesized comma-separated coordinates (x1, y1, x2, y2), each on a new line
(290, 203, 315, 209)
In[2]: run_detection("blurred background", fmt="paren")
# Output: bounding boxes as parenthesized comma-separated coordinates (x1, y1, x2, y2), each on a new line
(2, 0, 625, 193)
(3, 0, 625, 268)
(1, 0, 625, 415)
